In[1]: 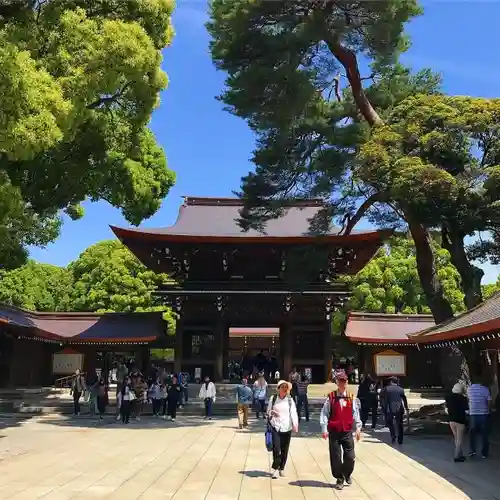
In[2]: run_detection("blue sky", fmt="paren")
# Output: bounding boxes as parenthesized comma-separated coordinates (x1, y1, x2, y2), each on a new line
(30, 0, 500, 284)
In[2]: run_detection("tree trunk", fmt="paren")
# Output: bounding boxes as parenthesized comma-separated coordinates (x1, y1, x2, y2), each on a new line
(408, 221, 466, 388)
(441, 225, 483, 310)
(408, 221, 454, 323)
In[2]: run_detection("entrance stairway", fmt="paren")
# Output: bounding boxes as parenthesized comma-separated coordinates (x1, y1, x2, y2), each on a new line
(0, 384, 446, 418)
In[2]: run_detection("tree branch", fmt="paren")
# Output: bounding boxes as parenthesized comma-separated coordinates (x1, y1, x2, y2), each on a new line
(325, 39, 383, 127)
(342, 191, 385, 235)
(86, 83, 131, 110)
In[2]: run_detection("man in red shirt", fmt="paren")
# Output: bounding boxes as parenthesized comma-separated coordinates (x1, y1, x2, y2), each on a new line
(320, 370, 362, 490)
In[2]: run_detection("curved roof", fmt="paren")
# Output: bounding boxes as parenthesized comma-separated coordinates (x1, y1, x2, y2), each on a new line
(111, 197, 390, 243)
(0, 304, 166, 344)
(410, 292, 500, 343)
(345, 312, 435, 344)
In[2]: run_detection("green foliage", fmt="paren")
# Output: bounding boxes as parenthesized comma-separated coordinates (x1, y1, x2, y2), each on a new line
(0, 261, 73, 311)
(483, 282, 500, 300)
(332, 237, 465, 332)
(0, 239, 175, 332)
(358, 95, 500, 230)
(0, 0, 176, 267)
(208, 0, 422, 228)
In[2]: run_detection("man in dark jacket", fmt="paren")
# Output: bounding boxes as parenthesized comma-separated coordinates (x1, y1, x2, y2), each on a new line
(381, 376, 409, 444)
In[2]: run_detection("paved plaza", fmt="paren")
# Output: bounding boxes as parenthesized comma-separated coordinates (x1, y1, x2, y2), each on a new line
(0, 415, 498, 500)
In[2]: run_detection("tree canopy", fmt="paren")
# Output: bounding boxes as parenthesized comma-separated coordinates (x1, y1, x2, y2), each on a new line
(0, 0, 176, 268)
(332, 236, 465, 332)
(0, 260, 73, 311)
(0, 240, 174, 330)
(207, 0, 500, 327)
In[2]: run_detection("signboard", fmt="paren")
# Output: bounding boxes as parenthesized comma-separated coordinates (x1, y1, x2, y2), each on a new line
(52, 352, 84, 375)
(304, 367, 312, 381)
(194, 367, 201, 380)
(374, 350, 406, 377)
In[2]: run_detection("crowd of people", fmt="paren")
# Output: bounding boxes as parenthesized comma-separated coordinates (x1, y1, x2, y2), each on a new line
(70, 362, 494, 490)
(70, 362, 190, 423)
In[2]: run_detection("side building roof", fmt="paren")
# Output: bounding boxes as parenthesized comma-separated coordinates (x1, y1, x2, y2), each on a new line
(410, 292, 500, 345)
(345, 312, 435, 346)
(0, 304, 167, 344)
(111, 196, 391, 244)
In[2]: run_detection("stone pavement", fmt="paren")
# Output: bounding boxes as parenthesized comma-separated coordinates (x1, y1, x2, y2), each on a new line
(0, 415, 498, 500)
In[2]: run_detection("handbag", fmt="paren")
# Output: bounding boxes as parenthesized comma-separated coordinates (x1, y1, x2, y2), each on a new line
(265, 421, 273, 452)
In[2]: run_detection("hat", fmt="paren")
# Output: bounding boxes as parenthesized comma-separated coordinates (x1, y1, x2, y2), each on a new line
(276, 380, 292, 391)
(334, 370, 348, 381)
(452, 382, 464, 394)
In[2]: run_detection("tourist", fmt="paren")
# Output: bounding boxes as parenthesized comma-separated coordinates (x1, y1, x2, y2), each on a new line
(289, 367, 300, 402)
(380, 376, 409, 445)
(87, 369, 100, 416)
(253, 372, 268, 419)
(115, 361, 128, 420)
(445, 382, 468, 462)
(296, 374, 310, 422)
(467, 374, 492, 459)
(236, 376, 253, 429)
(70, 369, 86, 416)
(166, 375, 182, 422)
(120, 376, 134, 424)
(160, 382, 168, 420)
(320, 370, 361, 490)
(96, 378, 107, 419)
(132, 373, 147, 421)
(149, 378, 162, 417)
(267, 380, 299, 479)
(178, 372, 189, 408)
(357, 374, 378, 430)
(199, 375, 216, 420)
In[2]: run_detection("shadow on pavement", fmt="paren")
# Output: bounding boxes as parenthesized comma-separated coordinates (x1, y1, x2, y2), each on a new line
(288, 480, 332, 488)
(238, 470, 271, 478)
(35, 414, 215, 430)
(367, 428, 500, 500)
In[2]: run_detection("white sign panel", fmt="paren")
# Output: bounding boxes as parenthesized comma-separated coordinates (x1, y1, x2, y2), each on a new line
(375, 353, 406, 377)
(304, 368, 312, 380)
(194, 367, 202, 380)
(52, 353, 84, 374)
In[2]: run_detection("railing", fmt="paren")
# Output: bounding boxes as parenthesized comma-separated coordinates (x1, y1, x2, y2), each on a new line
(54, 373, 86, 389)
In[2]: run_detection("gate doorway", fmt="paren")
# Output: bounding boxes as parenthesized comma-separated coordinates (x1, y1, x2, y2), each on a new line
(228, 327, 280, 381)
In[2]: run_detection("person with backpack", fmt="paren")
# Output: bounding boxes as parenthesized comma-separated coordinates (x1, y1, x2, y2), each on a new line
(320, 370, 362, 490)
(267, 380, 299, 479)
(357, 374, 379, 430)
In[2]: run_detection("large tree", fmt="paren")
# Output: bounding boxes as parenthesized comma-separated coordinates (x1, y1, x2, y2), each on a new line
(207, 0, 499, 328)
(69, 240, 170, 315)
(358, 95, 500, 314)
(0, 0, 176, 268)
(0, 260, 73, 311)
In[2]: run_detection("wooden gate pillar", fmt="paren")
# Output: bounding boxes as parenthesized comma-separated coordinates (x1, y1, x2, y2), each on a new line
(174, 316, 183, 374)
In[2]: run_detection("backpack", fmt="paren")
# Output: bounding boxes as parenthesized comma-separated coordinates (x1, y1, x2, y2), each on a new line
(265, 394, 292, 452)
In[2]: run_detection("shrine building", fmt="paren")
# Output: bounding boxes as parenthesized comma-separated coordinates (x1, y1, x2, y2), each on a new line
(111, 196, 390, 382)
(0, 304, 168, 387)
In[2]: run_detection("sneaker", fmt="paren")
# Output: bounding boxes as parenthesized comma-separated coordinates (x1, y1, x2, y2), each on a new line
(163, 415, 167, 420)
(481, 455, 488, 459)
(171, 418, 176, 423)
(272, 470, 279, 479)
(279, 470, 285, 477)
(345, 476, 352, 486)
(454, 457, 466, 463)
(335, 479, 344, 490)
(468, 452, 477, 458)
(116, 415, 120, 421)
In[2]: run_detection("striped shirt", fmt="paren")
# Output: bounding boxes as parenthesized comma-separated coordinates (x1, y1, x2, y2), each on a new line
(296, 381, 309, 395)
(467, 384, 491, 415)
